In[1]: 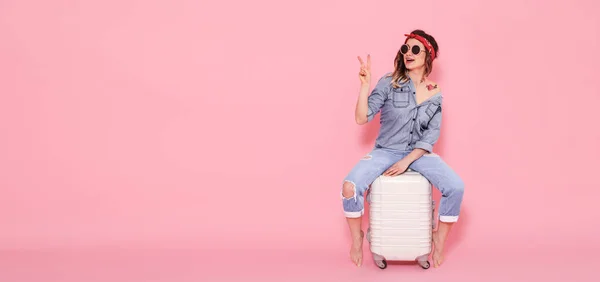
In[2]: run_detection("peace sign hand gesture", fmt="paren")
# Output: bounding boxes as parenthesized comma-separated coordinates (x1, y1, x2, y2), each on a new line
(357, 54, 371, 85)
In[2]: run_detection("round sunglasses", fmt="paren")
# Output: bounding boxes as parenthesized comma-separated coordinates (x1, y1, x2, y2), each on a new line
(400, 44, 425, 56)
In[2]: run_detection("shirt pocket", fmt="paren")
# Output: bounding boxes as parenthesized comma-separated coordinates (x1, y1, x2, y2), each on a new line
(425, 103, 440, 118)
(392, 86, 411, 108)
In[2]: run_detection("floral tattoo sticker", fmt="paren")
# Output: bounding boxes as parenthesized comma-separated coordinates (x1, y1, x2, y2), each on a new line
(426, 84, 438, 91)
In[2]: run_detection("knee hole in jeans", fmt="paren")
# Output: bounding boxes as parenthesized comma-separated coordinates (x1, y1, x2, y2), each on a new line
(342, 180, 356, 199)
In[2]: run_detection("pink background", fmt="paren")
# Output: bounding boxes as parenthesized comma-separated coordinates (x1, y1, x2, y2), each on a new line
(1, 0, 599, 281)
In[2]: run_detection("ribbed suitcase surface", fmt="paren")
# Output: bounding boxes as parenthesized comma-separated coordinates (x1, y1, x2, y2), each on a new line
(366, 170, 434, 269)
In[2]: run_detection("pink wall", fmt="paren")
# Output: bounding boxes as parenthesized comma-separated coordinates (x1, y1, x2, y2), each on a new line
(1, 0, 598, 251)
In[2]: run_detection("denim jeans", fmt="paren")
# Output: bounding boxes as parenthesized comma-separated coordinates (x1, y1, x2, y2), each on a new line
(341, 147, 464, 222)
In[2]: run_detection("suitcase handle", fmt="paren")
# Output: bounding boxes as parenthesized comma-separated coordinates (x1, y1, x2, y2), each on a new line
(431, 200, 436, 230)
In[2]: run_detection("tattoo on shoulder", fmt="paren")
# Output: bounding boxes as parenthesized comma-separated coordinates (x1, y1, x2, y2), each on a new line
(426, 84, 438, 91)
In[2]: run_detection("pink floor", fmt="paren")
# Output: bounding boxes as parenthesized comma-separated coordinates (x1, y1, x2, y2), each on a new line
(0, 245, 595, 282)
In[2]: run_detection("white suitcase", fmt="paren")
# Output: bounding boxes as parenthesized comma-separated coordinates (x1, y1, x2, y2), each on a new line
(366, 170, 435, 269)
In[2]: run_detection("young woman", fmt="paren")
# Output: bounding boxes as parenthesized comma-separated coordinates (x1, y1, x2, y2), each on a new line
(341, 29, 464, 268)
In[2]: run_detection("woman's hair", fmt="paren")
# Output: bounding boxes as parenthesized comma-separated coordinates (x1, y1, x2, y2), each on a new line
(389, 29, 439, 88)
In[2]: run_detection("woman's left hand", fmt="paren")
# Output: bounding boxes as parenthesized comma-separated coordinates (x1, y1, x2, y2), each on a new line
(383, 159, 410, 176)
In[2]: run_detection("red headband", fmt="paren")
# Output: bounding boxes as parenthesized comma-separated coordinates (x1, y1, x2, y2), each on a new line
(404, 33, 436, 60)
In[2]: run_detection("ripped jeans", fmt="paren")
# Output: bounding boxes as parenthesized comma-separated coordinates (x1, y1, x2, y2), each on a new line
(341, 147, 465, 222)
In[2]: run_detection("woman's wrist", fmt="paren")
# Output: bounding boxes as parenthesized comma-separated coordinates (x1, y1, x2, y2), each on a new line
(403, 149, 427, 163)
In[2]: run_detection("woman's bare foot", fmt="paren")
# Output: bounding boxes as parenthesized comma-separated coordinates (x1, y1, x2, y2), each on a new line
(432, 231, 445, 267)
(350, 230, 364, 266)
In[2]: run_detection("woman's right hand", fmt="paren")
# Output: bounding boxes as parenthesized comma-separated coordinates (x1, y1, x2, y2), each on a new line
(357, 55, 371, 85)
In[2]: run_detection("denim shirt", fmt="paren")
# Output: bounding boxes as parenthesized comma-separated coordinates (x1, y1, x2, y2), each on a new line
(366, 73, 443, 153)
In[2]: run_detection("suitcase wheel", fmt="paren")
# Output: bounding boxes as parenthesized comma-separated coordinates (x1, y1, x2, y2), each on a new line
(375, 259, 387, 269)
(418, 260, 431, 269)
